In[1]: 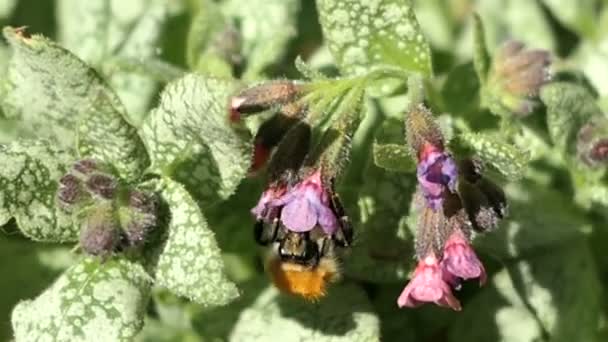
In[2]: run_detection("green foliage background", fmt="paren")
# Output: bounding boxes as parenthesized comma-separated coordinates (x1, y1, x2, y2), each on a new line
(0, 0, 607, 341)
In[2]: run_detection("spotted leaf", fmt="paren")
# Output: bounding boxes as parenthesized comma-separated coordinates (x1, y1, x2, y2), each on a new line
(12, 257, 151, 341)
(141, 74, 251, 206)
(0, 140, 77, 242)
(154, 178, 239, 306)
(229, 284, 380, 341)
(317, 0, 432, 78)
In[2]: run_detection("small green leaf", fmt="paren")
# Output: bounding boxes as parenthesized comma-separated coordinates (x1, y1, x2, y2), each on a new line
(229, 284, 380, 341)
(77, 92, 149, 181)
(475, 182, 591, 259)
(316, 0, 432, 77)
(221, 0, 300, 79)
(154, 178, 239, 306)
(141, 74, 251, 205)
(1, 27, 122, 147)
(0, 140, 77, 242)
(372, 143, 414, 172)
(458, 131, 530, 180)
(507, 242, 600, 341)
(540, 82, 601, 154)
(12, 257, 151, 341)
(472, 13, 490, 83)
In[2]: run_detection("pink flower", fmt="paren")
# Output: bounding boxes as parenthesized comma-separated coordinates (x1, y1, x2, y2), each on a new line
(251, 183, 287, 224)
(416, 143, 458, 211)
(441, 229, 487, 285)
(397, 254, 462, 311)
(271, 170, 338, 234)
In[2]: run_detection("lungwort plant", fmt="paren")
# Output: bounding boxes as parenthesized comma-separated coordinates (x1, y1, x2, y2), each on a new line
(0, 0, 607, 341)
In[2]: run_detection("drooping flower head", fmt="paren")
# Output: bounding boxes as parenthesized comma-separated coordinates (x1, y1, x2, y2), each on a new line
(441, 228, 487, 286)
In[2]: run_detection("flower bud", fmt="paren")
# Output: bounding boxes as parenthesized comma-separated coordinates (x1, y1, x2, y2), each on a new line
(72, 159, 98, 176)
(405, 104, 445, 159)
(577, 116, 608, 167)
(486, 40, 551, 116)
(85, 174, 117, 200)
(229, 81, 302, 122)
(80, 205, 120, 257)
(121, 190, 158, 247)
(57, 174, 85, 211)
(250, 114, 304, 174)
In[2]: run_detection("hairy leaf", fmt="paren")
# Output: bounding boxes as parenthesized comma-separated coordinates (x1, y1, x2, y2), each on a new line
(1, 27, 122, 147)
(141, 74, 250, 205)
(229, 285, 380, 341)
(57, 0, 170, 124)
(317, 0, 432, 77)
(0, 140, 77, 242)
(221, 0, 300, 79)
(12, 257, 151, 341)
(154, 178, 239, 306)
(77, 91, 149, 181)
(373, 143, 414, 173)
(458, 131, 529, 180)
(472, 13, 490, 83)
(541, 82, 601, 154)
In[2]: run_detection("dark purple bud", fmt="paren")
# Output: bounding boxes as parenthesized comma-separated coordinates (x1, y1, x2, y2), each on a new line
(57, 174, 83, 207)
(577, 117, 608, 167)
(80, 207, 120, 257)
(122, 190, 158, 247)
(230, 81, 302, 122)
(85, 174, 117, 199)
(72, 159, 98, 175)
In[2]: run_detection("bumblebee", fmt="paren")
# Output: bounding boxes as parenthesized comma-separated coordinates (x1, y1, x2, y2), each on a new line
(254, 190, 353, 300)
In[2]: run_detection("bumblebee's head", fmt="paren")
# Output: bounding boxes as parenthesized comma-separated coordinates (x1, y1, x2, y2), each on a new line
(266, 231, 340, 300)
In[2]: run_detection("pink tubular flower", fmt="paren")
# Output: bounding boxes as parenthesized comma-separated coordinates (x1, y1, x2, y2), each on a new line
(271, 170, 338, 234)
(398, 254, 462, 311)
(441, 229, 487, 285)
(251, 183, 287, 224)
(416, 143, 458, 210)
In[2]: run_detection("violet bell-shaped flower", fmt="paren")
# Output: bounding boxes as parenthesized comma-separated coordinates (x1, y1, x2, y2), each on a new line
(416, 142, 458, 210)
(398, 254, 462, 311)
(251, 182, 287, 224)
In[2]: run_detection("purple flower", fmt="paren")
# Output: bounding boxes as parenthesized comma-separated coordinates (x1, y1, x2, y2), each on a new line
(397, 254, 462, 311)
(251, 183, 287, 224)
(441, 229, 487, 285)
(416, 143, 458, 210)
(270, 170, 338, 234)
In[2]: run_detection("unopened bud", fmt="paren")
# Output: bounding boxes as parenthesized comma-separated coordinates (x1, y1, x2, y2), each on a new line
(72, 159, 98, 175)
(577, 116, 608, 167)
(85, 174, 117, 199)
(122, 190, 158, 247)
(250, 114, 302, 174)
(487, 40, 551, 116)
(229, 81, 302, 122)
(405, 104, 445, 159)
(80, 205, 120, 257)
(57, 174, 84, 210)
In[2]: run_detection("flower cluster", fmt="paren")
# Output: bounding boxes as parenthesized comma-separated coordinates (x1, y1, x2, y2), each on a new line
(399, 105, 506, 310)
(57, 159, 158, 257)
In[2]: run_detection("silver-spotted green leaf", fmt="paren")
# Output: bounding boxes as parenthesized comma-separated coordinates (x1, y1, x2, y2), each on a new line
(372, 143, 414, 172)
(1, 27, 127, 148)
(0, 140, 77, 242)
(472, 13, 490, 83)
(77, 92, 149, 181)
(458, 131, 529, 180)
(12, 257, 151, 342)
(449, 267, 545, 342)
(540, 82, 601, 154)
(221, 0, 299, 79)
(141, 74, 250, 205)
(316, 0, 432, 77)
(343, 159, 416, 283)
(57, 0, 170, 125)
(155, 178, 239, 306)
(506, 242, 600, 342)
(475, 182, 591, 259)
(229, 284, 380, 341)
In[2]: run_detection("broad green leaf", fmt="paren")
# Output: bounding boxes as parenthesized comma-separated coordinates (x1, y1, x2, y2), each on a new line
(343, 158, 416, 283)
(540, 82, 601, 154)
(154, 178, 239, 306)
(507, 242, 600, 342)
(475, 182, 591, 259)
(1, 27, 135, 154)
(77, 92, 149, 181)
(373, 143, 414, 172)
(141, 74, 250, 205)
(541, 0, 598, 38)
(449, 268, 545, 342)
(229, 284, 380, 341)
(0, 140, 77, 242)
(458, 131, 530, 180)
(57, 0, 170, 125)
(221, 0, 299, 79)
(440, 63, 484, 120)
(316, 0, 432, 77)
(12, 257, 151, 341)
(472, 13, 490, 83)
